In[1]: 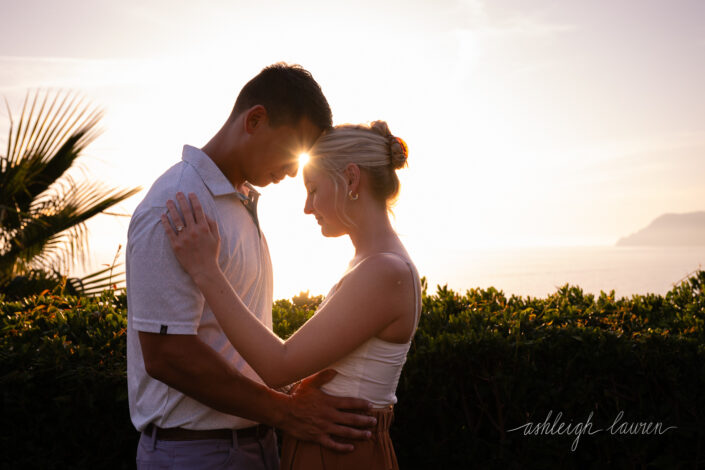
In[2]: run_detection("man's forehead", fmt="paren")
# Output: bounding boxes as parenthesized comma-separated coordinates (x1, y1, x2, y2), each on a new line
(296, 117, 324, 148)
(272, 118, 323, 158)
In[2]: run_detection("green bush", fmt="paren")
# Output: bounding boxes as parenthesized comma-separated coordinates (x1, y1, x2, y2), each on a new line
(394, 274, 705, 469)
(272, 290, 323, 339)
(1, 289, 130, 469)
(1, 273, 704, 469)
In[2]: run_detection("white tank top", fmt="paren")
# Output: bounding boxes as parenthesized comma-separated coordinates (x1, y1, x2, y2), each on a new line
(319, 252, 421, 407)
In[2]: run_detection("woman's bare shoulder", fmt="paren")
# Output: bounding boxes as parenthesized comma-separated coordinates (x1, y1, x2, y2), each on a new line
(344, 252, 415, 292)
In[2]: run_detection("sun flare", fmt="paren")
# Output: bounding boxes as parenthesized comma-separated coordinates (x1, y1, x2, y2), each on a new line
(298, 152, 310, 166)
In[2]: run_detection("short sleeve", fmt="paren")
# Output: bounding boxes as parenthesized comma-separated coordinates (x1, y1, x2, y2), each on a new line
(126, 206, 205, 335)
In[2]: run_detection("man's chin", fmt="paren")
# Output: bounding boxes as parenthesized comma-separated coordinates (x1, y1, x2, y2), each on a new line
(248, 176, 273, 188)
(256, 174, 284, 186)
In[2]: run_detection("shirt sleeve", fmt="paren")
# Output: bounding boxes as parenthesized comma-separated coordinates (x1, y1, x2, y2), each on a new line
(126, 206, 205, 335)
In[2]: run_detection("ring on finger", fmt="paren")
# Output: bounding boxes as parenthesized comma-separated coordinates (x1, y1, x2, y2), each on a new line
(175, 225, 185, 233)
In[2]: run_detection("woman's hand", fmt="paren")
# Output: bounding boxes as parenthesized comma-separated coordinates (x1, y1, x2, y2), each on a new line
(161, 192, 221, 284)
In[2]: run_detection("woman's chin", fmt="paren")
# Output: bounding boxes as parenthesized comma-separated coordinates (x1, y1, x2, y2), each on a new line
(320, 225, 346, 238)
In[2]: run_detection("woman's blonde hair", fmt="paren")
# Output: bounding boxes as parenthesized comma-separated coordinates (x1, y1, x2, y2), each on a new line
(306, 121, 407, 226)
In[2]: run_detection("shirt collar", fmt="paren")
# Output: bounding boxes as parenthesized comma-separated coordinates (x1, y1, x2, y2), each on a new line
(236, 182, 260, 205)
(182, 145, 257, 200)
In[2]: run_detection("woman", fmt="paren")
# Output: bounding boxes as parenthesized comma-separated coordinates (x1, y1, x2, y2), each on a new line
(161, 121, 420, 470)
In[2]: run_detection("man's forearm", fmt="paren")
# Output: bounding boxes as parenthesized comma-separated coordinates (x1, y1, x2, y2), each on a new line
(139, 332, 290, 427)
(138, 331, 377, 453)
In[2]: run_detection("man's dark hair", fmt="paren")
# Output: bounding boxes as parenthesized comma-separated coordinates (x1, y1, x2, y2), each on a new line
(231, 63, 332, 130)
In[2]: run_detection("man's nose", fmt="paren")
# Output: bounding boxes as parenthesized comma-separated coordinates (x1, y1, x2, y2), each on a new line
(286, 162, 298, 178)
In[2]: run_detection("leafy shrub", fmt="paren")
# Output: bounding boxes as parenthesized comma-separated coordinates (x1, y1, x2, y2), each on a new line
(1, 273, 704, 469)
(272, 290, 323, 339)
(394, 273, 705, 469)
(1, 289, 131, 469)
(1, 270, 83, 301)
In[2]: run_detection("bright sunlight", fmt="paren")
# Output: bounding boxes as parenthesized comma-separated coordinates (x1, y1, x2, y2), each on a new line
(299, 152, 310, 166)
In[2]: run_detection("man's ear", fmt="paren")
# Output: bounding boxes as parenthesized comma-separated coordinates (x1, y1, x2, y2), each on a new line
(244, 105, 268, 135)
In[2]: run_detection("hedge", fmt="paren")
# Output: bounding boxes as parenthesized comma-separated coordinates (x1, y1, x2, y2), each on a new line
(2, 272, 704, 469)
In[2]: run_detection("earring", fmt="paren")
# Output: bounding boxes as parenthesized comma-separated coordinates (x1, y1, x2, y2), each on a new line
(348, 190, 359, 201)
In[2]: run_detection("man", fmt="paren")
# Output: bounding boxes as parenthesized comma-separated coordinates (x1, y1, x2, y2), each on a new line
(126, 63, 374, 469)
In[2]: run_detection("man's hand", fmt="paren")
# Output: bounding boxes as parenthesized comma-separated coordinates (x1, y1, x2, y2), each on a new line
(278, 369, 376, 452)
(140, 333, 375, 452)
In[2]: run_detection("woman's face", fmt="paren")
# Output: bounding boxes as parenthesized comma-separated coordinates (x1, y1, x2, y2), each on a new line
(303, 165, 348, 237)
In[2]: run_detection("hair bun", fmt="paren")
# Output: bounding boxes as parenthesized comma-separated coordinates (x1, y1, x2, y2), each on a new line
(369, 120, 408, 170)
(389, 136, 408, 170)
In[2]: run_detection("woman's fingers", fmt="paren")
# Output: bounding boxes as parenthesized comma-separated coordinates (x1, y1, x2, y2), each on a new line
(205, 214, 220, 242)
(176, 192, 210, 235)
(176, 192, 194, 225)
(188, 193, 206, 225)
(160, 214, 178, 246)
(166, 199, 184, 230)
(166, 192, 214, 240)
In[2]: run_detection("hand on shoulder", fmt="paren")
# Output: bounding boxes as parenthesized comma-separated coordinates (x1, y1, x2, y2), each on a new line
(161, 192, 222, 282)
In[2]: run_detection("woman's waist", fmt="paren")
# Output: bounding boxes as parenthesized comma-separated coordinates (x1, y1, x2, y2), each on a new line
(320, 372, 400, 407)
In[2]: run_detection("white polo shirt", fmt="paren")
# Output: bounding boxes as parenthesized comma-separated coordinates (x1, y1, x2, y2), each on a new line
(126, 145, 273, 432)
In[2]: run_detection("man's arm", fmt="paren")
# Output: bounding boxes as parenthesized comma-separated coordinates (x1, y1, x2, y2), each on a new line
(139, 332, 375, 452)
(161, 193, 413, 388)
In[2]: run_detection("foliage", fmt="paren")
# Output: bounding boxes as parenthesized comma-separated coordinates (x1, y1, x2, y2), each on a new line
(272, 290, 323, 339)
(1, 269, 83, 299)
(1, 287, 130, 469)
(394, 272, 705, 469)
(0, 262, 125, 301)
(0, 89, 139, 292)
(1, 273, 704, 468)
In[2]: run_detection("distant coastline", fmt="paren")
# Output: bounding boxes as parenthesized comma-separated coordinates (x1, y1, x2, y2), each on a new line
(617, 212, 705, 247)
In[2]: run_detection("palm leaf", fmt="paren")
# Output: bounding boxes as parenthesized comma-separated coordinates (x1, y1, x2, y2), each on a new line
(0, 183, 139, 277)
(0, 89, 141, 287)
(1, 90, 102, 228)
(77, 264, 126, 296)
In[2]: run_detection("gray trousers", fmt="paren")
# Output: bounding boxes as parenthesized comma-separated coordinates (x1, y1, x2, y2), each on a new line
(136, 426, 279, 470)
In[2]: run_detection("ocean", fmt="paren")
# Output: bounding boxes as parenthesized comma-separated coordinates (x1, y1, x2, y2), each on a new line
(423, 246, 705, 299)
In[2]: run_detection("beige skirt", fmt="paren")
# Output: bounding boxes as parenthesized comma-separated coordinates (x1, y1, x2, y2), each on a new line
(280, 405, 398, 470)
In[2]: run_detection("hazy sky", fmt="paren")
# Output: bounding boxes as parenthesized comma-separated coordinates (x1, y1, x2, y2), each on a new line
(1, 0, 704, 297)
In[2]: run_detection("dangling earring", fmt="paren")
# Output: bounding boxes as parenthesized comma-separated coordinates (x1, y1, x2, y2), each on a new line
(348, 190, 359, 201)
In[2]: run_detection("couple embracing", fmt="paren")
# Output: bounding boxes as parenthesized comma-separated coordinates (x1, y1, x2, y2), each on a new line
(126, 63, 420, 470)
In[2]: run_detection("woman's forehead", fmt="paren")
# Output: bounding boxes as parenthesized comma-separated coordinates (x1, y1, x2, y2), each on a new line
(302, 164, 322, 183)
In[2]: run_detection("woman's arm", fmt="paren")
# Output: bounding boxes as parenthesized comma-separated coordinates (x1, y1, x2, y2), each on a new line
(162, 192, 414, 388)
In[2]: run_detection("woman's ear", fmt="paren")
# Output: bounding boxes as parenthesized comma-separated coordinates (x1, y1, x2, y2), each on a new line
(344, 163, 361, 194)
(244, 105, 268, 135)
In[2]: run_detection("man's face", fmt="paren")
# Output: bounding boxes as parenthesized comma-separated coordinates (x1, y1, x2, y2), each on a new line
(245, 117, 323, 187)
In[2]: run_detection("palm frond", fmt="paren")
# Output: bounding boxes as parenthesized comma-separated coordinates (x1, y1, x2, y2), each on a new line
(78, 265, 126, 296)
(1, 90, 103, 226)
(0, 90, 141, 286)
(0, 182, 140, 276)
